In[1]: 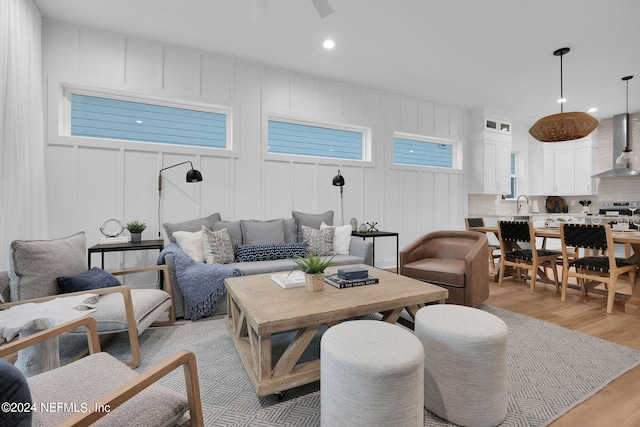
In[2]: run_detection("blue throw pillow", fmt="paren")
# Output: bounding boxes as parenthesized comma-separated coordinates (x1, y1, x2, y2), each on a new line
(235, 242, 308, 262)
(56, 267, 121, 293)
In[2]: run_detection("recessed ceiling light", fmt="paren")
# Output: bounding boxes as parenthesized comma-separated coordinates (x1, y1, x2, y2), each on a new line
(323, 39, 335, 49)
(135, 120, 143, 124)
(588, 107, 598, 113)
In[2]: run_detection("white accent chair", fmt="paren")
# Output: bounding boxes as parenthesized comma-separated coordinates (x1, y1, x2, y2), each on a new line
(1, 231, 175, 368)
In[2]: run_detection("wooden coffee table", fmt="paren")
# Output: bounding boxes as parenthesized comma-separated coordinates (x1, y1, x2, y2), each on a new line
(224, 264, 448, 396)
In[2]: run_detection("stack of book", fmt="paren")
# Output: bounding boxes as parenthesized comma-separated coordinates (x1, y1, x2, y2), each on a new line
(99, 236, 129, 244)
(324, 271, 379, 289)
(270, 271, 306, 288)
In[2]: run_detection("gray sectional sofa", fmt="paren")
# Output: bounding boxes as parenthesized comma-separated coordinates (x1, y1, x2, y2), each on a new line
(159, 211, 373, 319)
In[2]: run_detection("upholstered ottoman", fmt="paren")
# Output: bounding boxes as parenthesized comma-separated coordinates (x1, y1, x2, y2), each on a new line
(320, 320, 424, 427)
(415, 305, 508, 427)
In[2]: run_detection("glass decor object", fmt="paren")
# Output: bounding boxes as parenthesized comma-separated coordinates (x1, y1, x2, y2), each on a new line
(350, 218, 358, 231)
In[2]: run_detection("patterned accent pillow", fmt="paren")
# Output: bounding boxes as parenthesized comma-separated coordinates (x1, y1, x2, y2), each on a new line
(201, 226, 235, 264)
(235, 242, 308, 262)
(302, 225, 335, 256)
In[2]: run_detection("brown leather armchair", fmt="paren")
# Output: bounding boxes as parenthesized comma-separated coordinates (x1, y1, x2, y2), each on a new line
(399, 230, 489, 307)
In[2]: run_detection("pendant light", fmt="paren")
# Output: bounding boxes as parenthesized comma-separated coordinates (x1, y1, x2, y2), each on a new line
(529, 47, 599, 142)
(616, 75, 634, 164)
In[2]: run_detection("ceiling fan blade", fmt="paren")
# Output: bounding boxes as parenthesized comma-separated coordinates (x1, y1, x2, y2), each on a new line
(310, 0, 334, 19)
(253, 0, 269, 20)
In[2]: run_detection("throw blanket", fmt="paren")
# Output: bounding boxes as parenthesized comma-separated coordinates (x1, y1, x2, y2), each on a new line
(158, 244, 242, 321)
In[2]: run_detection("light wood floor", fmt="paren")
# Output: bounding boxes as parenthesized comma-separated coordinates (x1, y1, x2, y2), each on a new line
(486, 275, 640, 426)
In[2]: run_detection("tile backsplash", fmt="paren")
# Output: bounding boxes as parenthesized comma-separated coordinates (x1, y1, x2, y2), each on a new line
(468, 194, 597, 216)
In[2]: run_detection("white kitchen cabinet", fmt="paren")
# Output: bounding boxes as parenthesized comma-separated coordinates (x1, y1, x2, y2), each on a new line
(482, 140, 511, 193)
(528, 135, 595, 196)
(467, 110, 512, 195)
(573, 145, 595, 194)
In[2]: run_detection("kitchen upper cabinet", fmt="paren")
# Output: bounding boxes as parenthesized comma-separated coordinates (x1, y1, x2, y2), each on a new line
(482, 140, 511, 193)
(467, 111, 512, 195)
(573, 145, 595, 194)
(528, 135, 595, 196)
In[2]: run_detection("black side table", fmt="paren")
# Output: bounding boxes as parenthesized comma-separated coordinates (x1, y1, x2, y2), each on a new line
(87, 239, 165, 269)
(351, 231, 399, 272)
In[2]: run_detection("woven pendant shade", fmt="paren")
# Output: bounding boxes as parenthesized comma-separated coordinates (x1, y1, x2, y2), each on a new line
(528, 111, 599, 142)
(529, 47, 598, 142)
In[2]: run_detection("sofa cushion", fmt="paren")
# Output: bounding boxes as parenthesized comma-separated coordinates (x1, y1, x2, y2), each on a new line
(228, 254, 364, 276)
(302, 225, 335, 256)
(403, 259, 466, 288)
(321, 222, 352, 255)
(235, 242, 308, 262)
(284, 218, 299, 244)
(172, 230, 205, 262)
(240, 219, 285, 245)
(9, 232, 87, 301)
(163, 213, 221, 243)
(211, 220, 243, 247)
(56, 267, 121, 293)
(201, 227, 235, 264)
(88, 289, 171, 333)
(292, 210, 334, 242)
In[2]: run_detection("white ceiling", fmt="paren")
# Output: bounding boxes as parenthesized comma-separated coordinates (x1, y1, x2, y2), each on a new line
(33, 0, 640, 126)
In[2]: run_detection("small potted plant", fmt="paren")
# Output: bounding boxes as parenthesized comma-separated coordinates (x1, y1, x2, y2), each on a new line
(290, 252, 335, 292)
(126, 220, 146, 243)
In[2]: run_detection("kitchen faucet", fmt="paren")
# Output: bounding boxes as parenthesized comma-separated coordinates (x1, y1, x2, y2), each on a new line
(516, 195, 529, 213)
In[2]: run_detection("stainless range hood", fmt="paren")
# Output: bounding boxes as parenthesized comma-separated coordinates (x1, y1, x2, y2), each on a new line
(592, 113, 640, 178)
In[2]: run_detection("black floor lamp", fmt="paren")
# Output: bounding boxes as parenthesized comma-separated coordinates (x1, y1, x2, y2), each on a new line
(332, 169, 345, 226)
(157, 161, 203, 238)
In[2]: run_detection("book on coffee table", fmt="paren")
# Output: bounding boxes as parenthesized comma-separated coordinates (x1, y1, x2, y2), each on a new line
(271, 271, 306, 288)
(324, 273, 379, 289)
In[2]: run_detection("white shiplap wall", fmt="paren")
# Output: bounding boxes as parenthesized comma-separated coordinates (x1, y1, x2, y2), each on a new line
(41, 19, 466, 273)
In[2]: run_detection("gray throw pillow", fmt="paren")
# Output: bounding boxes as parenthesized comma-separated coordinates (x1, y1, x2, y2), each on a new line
(9, 231, 87, 301)
(240, 219, 285, 245)
(302, 225, 335, 256)
(163, 213, 221, 242)
(201, 226, 235, 264)
(211, 220, 243, 247)
(292, 210, 334, 242)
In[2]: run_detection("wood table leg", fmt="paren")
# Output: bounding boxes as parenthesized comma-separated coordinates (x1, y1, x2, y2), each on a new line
(625, 243, 640, 315)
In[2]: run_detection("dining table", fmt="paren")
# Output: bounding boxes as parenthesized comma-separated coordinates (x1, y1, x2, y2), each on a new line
(474, 224, 640, 316)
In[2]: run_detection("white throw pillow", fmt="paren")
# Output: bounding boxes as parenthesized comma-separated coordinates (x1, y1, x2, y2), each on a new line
(172, 230, 205, 262)
(321, 222, 351, 255)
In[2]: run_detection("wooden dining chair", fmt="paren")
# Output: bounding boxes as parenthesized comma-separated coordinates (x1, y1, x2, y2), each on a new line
(465, 217, 501, 270)
(497, 220, 562, 294)
(559, 223, 638, 314)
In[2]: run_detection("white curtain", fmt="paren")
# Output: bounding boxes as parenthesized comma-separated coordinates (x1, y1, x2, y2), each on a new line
(0, 0, 49, 270)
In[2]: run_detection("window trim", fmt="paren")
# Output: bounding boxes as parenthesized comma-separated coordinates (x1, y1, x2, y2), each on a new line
(263, 111, 373, 166)
(49, 76, 237, 157)
(391, 132, 461, 171)
(505, 152, 517, 200)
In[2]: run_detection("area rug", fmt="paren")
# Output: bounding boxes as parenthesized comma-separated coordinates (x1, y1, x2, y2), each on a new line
(61, 304, 640, 426)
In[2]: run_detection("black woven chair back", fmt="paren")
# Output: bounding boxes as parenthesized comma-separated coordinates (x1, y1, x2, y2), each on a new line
(466, 218, 485, 228)
(562, 224, 607, 250)
(499, 221, 530, 242)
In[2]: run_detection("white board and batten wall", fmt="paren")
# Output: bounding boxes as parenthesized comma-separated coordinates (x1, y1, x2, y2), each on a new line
(41, 19, 466, 275)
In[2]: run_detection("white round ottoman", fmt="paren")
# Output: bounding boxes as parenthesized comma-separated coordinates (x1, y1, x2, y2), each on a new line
(320, 320, 424, 427)
(415, 305, 508, 427)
